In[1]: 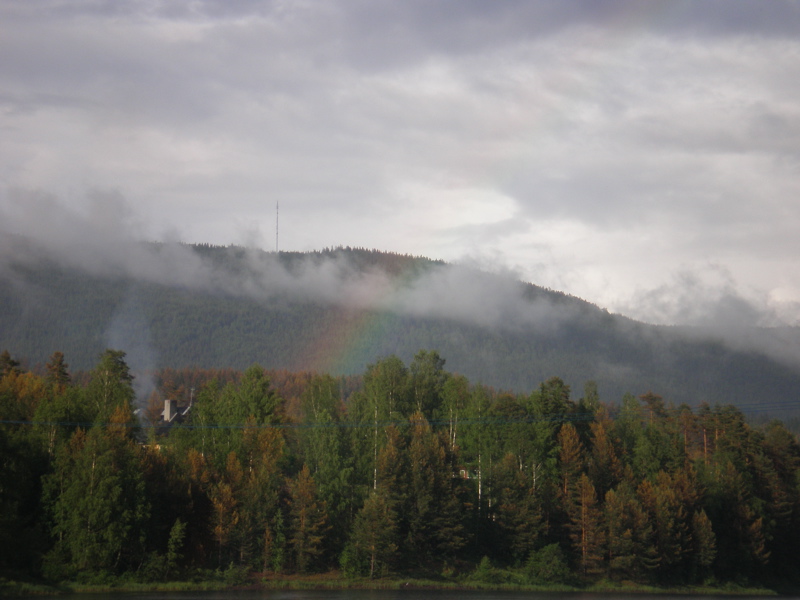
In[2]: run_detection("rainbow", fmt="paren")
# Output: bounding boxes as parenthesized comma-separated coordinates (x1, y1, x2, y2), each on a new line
(293, 254, 425, 375)
(293, 3, 678, 374)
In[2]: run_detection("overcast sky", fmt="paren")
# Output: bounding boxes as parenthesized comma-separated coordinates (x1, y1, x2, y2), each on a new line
(2, 0, 800, 327)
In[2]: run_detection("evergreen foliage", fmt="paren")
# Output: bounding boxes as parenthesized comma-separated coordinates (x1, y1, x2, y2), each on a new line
(2, 245, 800, 414)
(1, 347, 800, 587)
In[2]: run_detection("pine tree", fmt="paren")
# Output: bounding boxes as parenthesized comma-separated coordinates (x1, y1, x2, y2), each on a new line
(348, 491, 399, 578)
(558, 423, 584, 499)
(409, 350, 446, 419)
(45, 351, 71, 391)
(588, 412, 622, 500)
(407, 412, 466, 566)
(691, 509, 716, 580)
(236, 425, 285, 568)
(85, 349, 136, 423)
(0, 350, 21, 378)
(568, 473, 605, 578)
(288, 465, 329, 573)
(492, 453, 542, 564)
(605, 482, 658, 581)
(637, 470, 693, 580)
(210, 474, 240, 566)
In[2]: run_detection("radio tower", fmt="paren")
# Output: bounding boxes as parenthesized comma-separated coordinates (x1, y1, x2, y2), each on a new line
(276, 201, 279, 253)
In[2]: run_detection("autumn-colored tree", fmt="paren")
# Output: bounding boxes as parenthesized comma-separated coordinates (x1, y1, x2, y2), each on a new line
(234, 424, 286, 568)
(568, 473, 605, 578)
(45, 351, 71, 392)
(605, 482, 658, 581)
(637, 470, 694, 580)
(558, 422, 584, 498)
(588, 411, 623, 500)
(288, 465, 329, 573)
(0, 369, 47, 423)
(209, 452, 242, 566)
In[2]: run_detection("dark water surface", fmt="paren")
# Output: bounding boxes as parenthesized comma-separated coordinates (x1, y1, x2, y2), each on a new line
(51, 592, 789, 600)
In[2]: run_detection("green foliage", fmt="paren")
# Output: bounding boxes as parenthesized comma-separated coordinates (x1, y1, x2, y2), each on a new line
(4, 246, 800, 414)
(691, 509, 716, 580)
(0, 350, 21, 377)
(409, 350, 446, 419)
(605, 482, 659, 581)
(44, 426, 149, 573)
(491, 453, 542, 564)
(406, 412, 466, 565)
(166, 518, 187, 578)
(0, 423, 49, 573)
(288, 465, 329, 573)
(345, 492, 398, 578)
(2, 341, 800, 589)
(85, 349, 136, 424)
(222, 562, 249, 586)
(470, 556, 505, 584)
(270, 509, 287, 574)
(526, 544, 570, 584)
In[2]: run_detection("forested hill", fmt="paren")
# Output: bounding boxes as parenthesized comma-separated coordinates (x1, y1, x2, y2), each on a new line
(1, 241, 799, 414)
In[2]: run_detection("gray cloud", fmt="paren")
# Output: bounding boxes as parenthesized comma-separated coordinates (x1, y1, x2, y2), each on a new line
(1, 1, 799, 329)
(3, 189, 800, 376)
(0, 191, 582, 335)
(621, 265, 800, 368)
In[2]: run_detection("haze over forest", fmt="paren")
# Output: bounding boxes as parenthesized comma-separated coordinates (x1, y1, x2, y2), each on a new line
(5, 2, 800, 592)
(3, 1, 800, 415)
(2, 1, 800, 329)
(2, 225, 800, 422)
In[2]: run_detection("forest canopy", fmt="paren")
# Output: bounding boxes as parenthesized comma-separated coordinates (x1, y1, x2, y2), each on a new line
(2, 244, 800, 413)
(1, 347, 799, 587)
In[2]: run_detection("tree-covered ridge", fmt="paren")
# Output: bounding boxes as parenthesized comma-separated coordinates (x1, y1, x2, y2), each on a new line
(1, 348, 799, 587)
(2, 244, 800, 413)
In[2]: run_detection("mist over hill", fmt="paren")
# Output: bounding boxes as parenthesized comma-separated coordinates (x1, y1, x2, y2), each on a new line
(1, 236, 800, 416)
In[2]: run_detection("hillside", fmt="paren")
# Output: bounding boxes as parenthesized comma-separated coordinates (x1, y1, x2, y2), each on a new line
(1, 242, 800, 414)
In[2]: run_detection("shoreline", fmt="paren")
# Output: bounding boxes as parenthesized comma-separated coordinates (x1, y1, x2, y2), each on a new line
(1, 574, 784, 597)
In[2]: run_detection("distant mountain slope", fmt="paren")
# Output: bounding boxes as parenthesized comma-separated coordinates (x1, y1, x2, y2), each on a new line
(1, 243, 799, 414)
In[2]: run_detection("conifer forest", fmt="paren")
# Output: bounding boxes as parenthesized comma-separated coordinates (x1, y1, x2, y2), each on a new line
(1, 347, 799, 588)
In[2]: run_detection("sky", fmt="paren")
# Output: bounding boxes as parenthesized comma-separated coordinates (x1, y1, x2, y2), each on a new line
(2, 0, 800, 327)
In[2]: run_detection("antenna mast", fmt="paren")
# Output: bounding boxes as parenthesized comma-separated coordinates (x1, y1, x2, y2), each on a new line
(276, 201, 279, 253)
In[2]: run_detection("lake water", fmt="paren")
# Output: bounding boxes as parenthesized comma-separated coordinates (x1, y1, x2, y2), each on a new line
(49, 591, 788, 600)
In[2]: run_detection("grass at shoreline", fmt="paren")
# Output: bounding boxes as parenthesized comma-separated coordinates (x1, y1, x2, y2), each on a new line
(1, 573, 783, 597)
